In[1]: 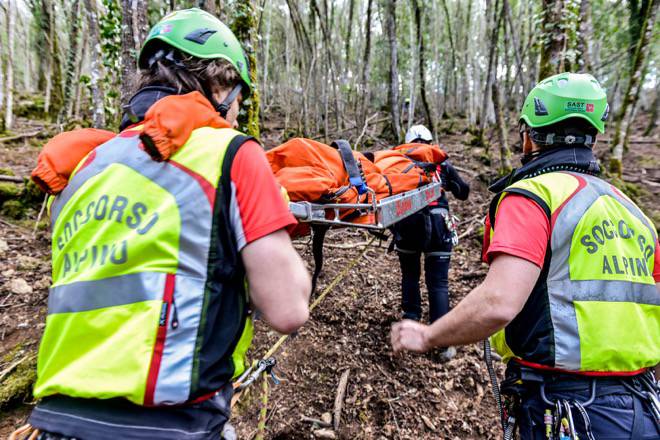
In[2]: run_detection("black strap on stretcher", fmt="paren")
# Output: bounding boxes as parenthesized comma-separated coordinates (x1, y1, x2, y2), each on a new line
(333, 140, 369, 195)
(310, 140, 369, 294)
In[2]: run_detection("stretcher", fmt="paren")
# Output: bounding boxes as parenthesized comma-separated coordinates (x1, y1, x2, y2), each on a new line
(289, 179, 444, 230)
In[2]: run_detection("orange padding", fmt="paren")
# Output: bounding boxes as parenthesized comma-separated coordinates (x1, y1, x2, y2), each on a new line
(141, 91, 231, 161)
(30, 92, 232, 194)
(393, 142, 448, 164)
(266, 139, 448, 233)
(31, 128, 115, 194)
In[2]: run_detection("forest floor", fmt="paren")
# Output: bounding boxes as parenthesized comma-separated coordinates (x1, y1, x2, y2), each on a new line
(0, 113, 658, 439)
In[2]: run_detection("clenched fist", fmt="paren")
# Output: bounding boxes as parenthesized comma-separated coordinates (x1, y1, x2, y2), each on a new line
(391, 320, 432, 353)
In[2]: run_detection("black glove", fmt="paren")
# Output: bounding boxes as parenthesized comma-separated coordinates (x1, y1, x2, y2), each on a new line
(440, 161, 470, 201)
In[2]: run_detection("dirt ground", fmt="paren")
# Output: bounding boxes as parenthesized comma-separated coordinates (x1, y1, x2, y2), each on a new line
(0, 115, 658, 438)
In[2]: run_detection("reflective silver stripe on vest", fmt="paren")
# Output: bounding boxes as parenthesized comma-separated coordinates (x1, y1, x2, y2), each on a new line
(154, 275, 206, 404)
(48, 272, 167, 314)
(48, 132, 232, 404)
(547, 174, 659, 371)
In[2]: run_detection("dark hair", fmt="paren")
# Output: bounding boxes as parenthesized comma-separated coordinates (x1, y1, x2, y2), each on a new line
(526, 117, 598, 149)
(134, 45, 240, 99)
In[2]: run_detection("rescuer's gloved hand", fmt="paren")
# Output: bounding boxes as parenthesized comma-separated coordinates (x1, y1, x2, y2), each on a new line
(440, 161, 470, 201)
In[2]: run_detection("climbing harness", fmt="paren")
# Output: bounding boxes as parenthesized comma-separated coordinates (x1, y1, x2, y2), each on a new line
(234, 357, 280, 391)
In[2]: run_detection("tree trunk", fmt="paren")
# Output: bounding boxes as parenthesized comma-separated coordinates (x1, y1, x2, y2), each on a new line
(643, 82, 659, 136)
(358, 0, 374, 135)
(231, 0, 260, 138)
(440, 0, 456, 118)
(74, 22, 89, 120)
(462, 0, 474, 125)
(60, 0, 82, 123)
(609, 0, 657, 175)
(575, 0, 592, 71)
(344, 0, 355, 71)
(4, 0, 15, 130)
(480, 0, 501, 134)
(539, 0, 566, 80)
(198, 0, 217, 15)
(385, 0, 401, 141)
(412, 0, 434, 136)
(492, 2, 511, 174)
(627, 0, 652, 70)
(85, 0, 106, 128)
(504, 0, 525, 98)
(120, 0, 148, 106)
(406, 0, 417, 130)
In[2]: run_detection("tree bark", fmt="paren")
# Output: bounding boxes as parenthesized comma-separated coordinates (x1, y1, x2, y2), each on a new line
(344, 0, 355, 71)
(358, 0, 374, 135)
(480, 0, 501, 133)
(643, 82, 659, 136)
(385, 0, 401, 141)
(231, 0, 260, 138)
(539, 0, 566, 80)
(491, 2, 511, 174)
(84, 0, 106, 128)
(575, 0, 592, 71)
(120, 0, 148, 106)
(609, 0, 658, 175)
(198, 0, 217, 15)
(412, 0, 434, 136)
(4, 0, 15, 130)
(60, 0, 82, 123)
(440, 0, 456, 118)
(406, 0, 417, 130)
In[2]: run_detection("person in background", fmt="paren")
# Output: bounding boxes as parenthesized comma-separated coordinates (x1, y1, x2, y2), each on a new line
(391, 124, 469, 362)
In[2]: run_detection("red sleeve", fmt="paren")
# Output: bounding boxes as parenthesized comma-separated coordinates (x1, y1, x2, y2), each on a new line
(484, 194, 550, 268)
(654, 241, 660, 282)
(230, 140, 296, 250)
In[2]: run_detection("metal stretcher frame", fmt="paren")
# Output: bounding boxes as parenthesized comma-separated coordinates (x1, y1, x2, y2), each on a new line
(289, 180, 444, 230)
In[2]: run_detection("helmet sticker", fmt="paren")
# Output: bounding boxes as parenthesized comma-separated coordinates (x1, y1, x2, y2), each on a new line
(586, 104, 594, 113)
(565, 101, 587, 113)
(184, 28, 217, 45)
(534, 97, 549, 116)
(149, 23, 173, 38)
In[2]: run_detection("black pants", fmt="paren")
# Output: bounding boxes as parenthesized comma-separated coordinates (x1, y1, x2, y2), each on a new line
(393, 206, 453, 323)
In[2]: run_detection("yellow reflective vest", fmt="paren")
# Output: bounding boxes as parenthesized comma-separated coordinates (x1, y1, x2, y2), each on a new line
(488, 171, 659, 374)
(35, 126, 254, 405)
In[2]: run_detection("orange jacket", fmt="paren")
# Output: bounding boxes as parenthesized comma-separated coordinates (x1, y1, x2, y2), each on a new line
(31, 92, 230, 194)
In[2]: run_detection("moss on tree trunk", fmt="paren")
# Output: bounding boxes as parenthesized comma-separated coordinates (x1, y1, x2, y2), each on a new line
(231, 0, 260, 138)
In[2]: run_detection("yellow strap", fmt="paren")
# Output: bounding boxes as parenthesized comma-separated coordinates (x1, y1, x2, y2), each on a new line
(232, 236, 376, 407)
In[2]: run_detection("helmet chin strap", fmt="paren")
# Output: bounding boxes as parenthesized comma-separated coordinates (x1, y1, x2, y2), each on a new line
(213, 84, 243, 119)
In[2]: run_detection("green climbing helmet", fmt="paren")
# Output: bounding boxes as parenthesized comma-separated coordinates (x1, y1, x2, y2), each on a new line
(520, 72, 609, 134)
(139, 8, 252, 97)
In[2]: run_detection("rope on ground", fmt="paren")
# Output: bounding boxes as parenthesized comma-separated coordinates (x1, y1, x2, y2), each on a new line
(264, 234, 376, 360)
(232, 236, 377, 410)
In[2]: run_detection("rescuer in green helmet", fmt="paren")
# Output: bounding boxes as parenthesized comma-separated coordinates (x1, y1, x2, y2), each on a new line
(25, 9, 311, 439)
(391, 73, 660, 439)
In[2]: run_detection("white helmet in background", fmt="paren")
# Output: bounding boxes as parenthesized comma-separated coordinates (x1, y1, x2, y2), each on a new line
(405, 125, 433, 144)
